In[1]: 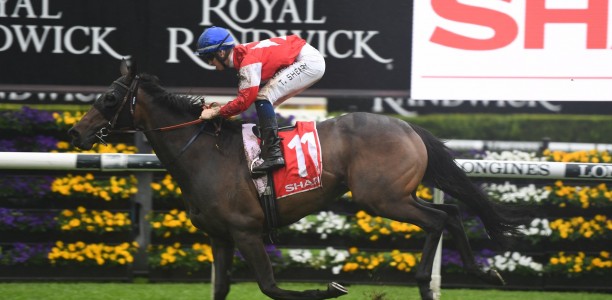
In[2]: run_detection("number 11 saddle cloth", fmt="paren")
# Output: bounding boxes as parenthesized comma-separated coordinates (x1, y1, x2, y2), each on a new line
(242, 121, 323, 199)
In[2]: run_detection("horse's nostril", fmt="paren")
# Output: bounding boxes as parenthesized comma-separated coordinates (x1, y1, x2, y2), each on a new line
(68, 128, 79, 138)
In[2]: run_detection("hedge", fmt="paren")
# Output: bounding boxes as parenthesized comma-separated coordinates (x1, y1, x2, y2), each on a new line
(2, 107, 611, 144)
(401, 114, 612, 143)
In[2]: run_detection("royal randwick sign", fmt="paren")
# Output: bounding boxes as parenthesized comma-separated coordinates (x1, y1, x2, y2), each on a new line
(325, 97, 612, 115)
(172, 0, 395, 70)
(0, 0, 412, 102)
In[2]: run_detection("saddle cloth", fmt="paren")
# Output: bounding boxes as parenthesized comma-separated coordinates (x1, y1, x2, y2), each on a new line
(242, 121, 323, 199)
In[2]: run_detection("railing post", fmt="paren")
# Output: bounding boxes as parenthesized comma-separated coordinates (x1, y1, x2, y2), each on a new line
(132, 132, 153, 276)
(431, 188, 444, 300)
(539, 137, 550, 156)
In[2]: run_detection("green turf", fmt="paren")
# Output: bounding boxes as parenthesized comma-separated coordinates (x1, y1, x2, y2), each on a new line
(0, 282, 609, 300)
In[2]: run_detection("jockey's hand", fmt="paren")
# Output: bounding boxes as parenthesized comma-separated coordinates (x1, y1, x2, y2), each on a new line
(200, 106, 221, 120)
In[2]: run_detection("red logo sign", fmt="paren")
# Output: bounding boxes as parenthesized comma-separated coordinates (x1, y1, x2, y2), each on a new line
(430, 0, 609, 50)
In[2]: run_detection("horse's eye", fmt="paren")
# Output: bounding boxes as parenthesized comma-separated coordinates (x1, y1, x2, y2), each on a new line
(104, 93, 118, 107)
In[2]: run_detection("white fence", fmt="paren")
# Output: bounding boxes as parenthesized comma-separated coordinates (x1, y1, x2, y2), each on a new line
(1, 152, 610, 181)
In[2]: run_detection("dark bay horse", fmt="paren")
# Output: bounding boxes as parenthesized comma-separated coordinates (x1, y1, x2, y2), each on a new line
(69, 61, 525, 300)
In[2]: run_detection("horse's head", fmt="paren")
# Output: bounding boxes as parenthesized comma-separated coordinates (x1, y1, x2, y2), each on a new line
(68, 59, 139, 150)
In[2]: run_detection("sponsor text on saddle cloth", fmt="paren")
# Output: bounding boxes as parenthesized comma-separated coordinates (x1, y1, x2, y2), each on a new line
(242, 121, 323, 198)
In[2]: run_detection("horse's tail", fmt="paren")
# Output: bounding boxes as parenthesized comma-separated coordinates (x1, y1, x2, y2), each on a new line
(411, 124, 527, 248)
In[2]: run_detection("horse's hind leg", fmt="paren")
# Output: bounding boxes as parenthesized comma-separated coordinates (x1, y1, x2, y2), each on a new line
(210, 237, 235, 300)
(370, 195, 448, 300)
(415, 198, 505, 285)
(232, 231, 348, 300)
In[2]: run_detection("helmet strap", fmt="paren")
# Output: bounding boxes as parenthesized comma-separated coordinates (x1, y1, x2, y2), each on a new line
(214, 50, 231, 69)
(212, 33, 232, 69)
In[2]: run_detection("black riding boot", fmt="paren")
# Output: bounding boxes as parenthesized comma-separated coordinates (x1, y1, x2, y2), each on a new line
(252, 116, 285, 173)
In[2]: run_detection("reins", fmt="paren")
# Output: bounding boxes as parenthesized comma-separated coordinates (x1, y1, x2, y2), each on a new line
(142, 102, 221, 133)
(107, 75, 220, 134)
(145, 118, 203, 132)
(100, 75, 224, 164)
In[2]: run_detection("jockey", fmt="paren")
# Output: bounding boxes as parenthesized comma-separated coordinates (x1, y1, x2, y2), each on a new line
(195, 26, 326, 174)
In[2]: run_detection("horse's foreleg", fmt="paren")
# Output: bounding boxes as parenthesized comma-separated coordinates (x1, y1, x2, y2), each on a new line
(210, 237, 235, 300)
(417, 200, 505, 286)
(232, 231, 347, 300)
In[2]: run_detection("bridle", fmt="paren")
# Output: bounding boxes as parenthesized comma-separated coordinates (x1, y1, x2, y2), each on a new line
(94, 76, 140, 146)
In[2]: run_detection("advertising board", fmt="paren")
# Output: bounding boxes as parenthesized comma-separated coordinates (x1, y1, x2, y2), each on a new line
(411, 0, 612, 101)
(0, 0, 412, 104)
(326, 98, 612, 115)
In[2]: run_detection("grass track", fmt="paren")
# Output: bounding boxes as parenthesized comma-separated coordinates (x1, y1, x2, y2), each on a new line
(0, 282, 610, 300)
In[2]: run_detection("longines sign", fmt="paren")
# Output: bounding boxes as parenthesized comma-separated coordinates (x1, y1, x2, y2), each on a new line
(0, 0, 411, 100)
(458, 160, 612, 180)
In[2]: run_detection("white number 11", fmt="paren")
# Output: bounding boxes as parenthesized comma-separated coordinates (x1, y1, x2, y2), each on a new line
(287, 132, 319, 178)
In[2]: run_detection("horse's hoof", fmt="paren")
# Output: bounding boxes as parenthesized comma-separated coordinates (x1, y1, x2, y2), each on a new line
(327, 282, 348, 298)
(418, 289, 434, 300)
(416, 284, 434, 300)
(479, 269, 506, 286)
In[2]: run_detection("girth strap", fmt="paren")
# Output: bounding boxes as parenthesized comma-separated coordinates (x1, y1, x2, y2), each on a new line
(260, 172, 280, 243)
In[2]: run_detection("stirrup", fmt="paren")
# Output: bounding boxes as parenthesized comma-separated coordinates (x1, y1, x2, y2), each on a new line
(252, 158, 285, 173)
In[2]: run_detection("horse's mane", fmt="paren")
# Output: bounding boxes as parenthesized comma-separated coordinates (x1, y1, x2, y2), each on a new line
(138, 73, 203, 116)
(137, 73, 243, 133)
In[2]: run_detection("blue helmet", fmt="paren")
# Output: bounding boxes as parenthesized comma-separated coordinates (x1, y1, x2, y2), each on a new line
(195, 26, 236, 56)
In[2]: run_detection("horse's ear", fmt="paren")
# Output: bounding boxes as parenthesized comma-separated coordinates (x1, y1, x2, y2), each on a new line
(120, 58, 129, 76)
(119, 57, 138, 77)
(128, 58, 138, 77)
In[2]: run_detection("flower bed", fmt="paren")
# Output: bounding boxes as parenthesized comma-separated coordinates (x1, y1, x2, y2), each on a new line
(0, 241, 135, 281)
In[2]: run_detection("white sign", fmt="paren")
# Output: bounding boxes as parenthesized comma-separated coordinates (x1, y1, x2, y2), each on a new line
(411, 0, 612, 101)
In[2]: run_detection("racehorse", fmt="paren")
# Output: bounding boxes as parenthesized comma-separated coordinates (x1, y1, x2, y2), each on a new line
(68, 60, 526, 300)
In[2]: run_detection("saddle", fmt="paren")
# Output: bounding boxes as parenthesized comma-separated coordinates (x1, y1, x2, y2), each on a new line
(243, 122, 323, 243)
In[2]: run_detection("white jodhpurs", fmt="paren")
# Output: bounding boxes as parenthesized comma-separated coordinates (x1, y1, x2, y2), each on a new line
(257, 44, 326, 106)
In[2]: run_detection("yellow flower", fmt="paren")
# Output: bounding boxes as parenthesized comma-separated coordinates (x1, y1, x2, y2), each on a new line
(69, 219, 81, 227)
(99, 190, 111, 201)
(56, 141, 70, 149)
